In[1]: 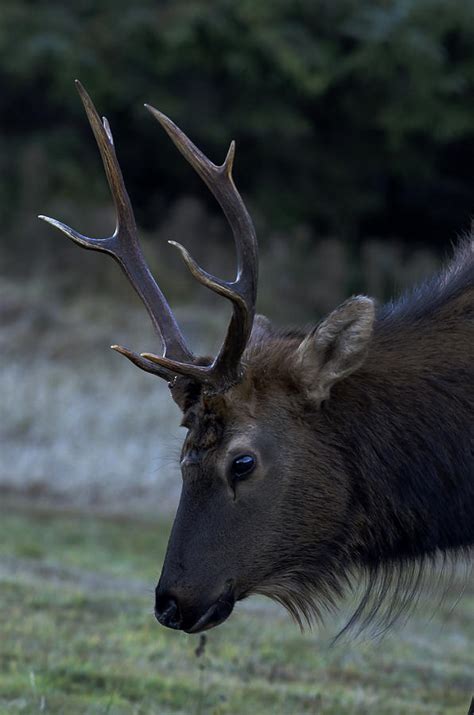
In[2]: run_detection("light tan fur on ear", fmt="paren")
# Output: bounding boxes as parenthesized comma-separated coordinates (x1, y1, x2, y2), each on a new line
(295, 296, 375, 404)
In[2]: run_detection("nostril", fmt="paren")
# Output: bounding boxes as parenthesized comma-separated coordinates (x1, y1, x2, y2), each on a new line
(155, 593, 182, 630)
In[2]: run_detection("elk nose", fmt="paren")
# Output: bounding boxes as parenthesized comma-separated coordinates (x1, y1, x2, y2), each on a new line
(154, 593, 182, 630)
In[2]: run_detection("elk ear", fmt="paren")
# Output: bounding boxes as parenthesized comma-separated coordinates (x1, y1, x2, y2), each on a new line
(249, 313, 273, 345)
(295, 296, 375, 404)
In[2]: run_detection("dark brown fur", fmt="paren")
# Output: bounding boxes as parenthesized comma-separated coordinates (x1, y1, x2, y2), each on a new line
(158, 239, 473, 634)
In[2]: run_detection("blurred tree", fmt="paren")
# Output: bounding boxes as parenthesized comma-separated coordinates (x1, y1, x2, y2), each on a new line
(1, 0, 474, 262)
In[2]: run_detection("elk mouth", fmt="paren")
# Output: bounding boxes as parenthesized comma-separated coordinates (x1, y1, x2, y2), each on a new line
(185, 591, 236, 634)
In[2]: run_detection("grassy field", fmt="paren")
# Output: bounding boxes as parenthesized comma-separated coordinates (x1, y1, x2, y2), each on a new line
(0, 506, 472, 715)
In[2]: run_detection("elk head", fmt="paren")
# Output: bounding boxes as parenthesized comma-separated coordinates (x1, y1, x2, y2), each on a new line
(41, 83, 375, 633)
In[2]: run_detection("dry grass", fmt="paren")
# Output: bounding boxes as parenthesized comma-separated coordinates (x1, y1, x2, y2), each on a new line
(0, 274, 228, 513)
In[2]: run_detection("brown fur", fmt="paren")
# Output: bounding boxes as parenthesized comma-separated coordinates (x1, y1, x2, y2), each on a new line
(156, 239, 473, 634)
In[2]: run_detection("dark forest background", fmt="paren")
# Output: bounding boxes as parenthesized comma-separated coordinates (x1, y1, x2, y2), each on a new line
(2, 0, 474, 323)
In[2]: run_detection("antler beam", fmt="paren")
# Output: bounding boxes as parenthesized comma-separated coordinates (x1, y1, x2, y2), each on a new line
(143, 105, 258, 386)
(39, 81, 192, 371)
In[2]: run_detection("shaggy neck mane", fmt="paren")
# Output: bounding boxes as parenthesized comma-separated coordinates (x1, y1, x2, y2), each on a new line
(321, 240, 474, 633)
(248, 240, 473, 635)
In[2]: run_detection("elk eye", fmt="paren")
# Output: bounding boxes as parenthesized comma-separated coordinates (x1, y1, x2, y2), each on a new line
(231, 455, 255, 479)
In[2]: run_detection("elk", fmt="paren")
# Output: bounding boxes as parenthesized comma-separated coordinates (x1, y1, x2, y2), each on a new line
(40, 82, 474, 636)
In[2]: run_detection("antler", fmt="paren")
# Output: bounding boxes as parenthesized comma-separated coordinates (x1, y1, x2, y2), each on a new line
(39, 82, 258, 391)
(39, 81, 191, 380)
(141, 105, 258, 387)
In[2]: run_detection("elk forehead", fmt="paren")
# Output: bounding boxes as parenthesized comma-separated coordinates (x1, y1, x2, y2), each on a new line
(180, 380, 260, 461)
(182, 395, 226, 456)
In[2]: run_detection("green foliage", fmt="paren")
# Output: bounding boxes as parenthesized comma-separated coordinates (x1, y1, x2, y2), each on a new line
(1, 0, 474, 257)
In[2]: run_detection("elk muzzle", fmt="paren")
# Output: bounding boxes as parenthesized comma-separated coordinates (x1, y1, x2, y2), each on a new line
(154, 580, 236, 633)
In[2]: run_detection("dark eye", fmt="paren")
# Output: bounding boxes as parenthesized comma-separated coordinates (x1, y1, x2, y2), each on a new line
(231, 455, 255, 479)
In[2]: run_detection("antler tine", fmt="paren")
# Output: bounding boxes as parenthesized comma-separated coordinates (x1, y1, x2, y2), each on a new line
(39, 81, 193, 364)
(146, 106, 258, 384)
(110, 344, 179, 380)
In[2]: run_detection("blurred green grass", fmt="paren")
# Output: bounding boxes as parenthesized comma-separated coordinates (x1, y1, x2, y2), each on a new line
(0, 507, 472, 714)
